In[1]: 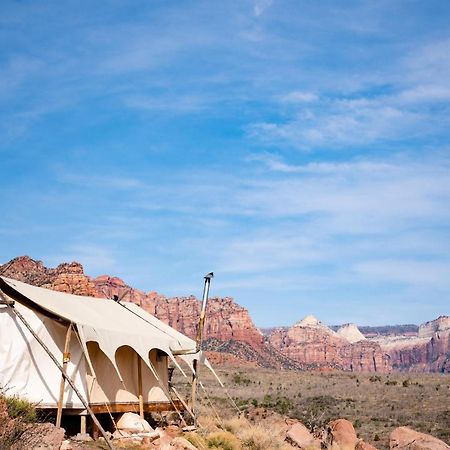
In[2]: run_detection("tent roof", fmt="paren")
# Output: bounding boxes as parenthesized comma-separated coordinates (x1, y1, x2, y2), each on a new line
(0, 276, 197, 378)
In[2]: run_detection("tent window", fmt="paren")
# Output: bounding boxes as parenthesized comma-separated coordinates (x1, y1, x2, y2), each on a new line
(156, 350, 165, 362)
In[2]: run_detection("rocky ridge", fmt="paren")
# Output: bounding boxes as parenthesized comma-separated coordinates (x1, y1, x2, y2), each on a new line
(1, 256, 449, 373)
(269, 315, 390, 372)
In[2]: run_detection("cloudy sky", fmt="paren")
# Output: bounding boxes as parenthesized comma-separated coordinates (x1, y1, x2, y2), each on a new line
(1, 0, 449, 327)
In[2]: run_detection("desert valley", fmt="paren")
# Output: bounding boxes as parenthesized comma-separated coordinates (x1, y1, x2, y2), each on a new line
(0, 256, 449, 449)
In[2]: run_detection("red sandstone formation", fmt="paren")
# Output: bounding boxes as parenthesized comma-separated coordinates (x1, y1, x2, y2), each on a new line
(0, 256, 97, 297)
(269, 316, 391, 372)
(376, 317, 450, 373)
(93, 274, 264, 347)
(1, 256, 448, 373)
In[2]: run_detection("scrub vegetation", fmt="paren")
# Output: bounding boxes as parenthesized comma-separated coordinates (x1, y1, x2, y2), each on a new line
(0, 387, 37, 449)
(173, 366, 450, 449)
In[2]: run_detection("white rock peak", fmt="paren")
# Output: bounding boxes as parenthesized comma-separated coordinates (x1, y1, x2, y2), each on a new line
(336, 323, 366, 343)
(295, 314, 321, 326)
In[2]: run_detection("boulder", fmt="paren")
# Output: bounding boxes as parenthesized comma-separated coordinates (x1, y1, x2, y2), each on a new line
(116, 412, 153, 434)
(325, 419, 358, 450)
(287, 422, 317, 448)
(390, 426, 450, 450)
(169, 437, 198, 450)
(11, 423, 65, 450)
(356, 441, 378, 450)
(60, 441, 72, 450)
(158, 425, 182, 450)
(72, 433, 93, 442)
(141, 431, 160, 445)
(112, 429, 130, 439)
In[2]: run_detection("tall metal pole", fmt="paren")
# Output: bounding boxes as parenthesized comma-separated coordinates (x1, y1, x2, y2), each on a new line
(191, 272, 213, 426)
(195, 272, 213, 352)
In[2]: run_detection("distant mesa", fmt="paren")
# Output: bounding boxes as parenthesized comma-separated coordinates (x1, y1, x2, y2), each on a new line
(336, 323, 367, 343)
(418, 315, 450, 338)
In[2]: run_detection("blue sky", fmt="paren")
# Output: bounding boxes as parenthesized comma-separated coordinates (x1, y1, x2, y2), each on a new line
(1, 0, 449, 327)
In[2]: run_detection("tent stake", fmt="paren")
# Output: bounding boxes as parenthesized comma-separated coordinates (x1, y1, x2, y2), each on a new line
(0, 291, 115, 450)
(56, 323, 72, 428)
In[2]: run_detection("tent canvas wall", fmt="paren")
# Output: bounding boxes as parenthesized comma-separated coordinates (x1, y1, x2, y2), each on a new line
(0, 276, 207, 414)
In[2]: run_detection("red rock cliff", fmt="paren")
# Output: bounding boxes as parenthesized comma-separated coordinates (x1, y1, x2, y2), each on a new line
(269, 316, 391, 372)
(0, 256, 97, 297)
(94, 274, 264, 347)
(0, 258, 264, 350)
(377, 317, 450, 373)
(1, 256, 447, 373)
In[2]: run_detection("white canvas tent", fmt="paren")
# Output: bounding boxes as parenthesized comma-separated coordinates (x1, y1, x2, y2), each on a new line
(0, 275, 214, 417)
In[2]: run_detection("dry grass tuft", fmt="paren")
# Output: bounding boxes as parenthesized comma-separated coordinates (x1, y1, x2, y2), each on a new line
(198, 414, 223, 435)
(206, 430, 241, 450)
(239, 424, 292, 450)
(222, 416, 248, 435)
(185, 431, 208, 449)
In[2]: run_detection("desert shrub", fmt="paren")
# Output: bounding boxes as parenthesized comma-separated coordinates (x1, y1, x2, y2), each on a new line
(402, 379, 411, 388)
(185, 431, 208, 449)
(198, 414, 222, 435)
(233, 374, 252, 386)
(206, 431, 241, 450)
(259, 395, 293, 415)
(240, 424, 288, 450)
(293, 395, 340, 432)
(369, 376, 381, 383)
(223, 417, 248, 435)
(0, 392, 37, 449)
(385, 380, 398, 386)
(4, 396, 37, 423)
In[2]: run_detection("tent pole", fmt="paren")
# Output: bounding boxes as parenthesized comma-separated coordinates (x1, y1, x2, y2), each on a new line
(0, 293, 115, 450)
(191, 359, 199, 427)
(191, 272, 213, 426)
(56, 323, 72, 428)
(137, 357, 144, 418)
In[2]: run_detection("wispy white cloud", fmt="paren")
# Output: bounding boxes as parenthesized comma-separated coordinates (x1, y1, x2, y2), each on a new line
(354, 260, 450, 289)
(46, 244, 117, 274)
(249, 98, 428, 150)
(57, 173, 145, 190)
(1, 0, 450, 325)
(253, 0, 273, 17)
(124, 94, 210, 113)
(279, 91, 318, 103)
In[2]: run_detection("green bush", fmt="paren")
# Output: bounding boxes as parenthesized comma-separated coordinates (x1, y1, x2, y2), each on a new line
(4, 395, 37, 423)
(0, 390, 37, 449)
